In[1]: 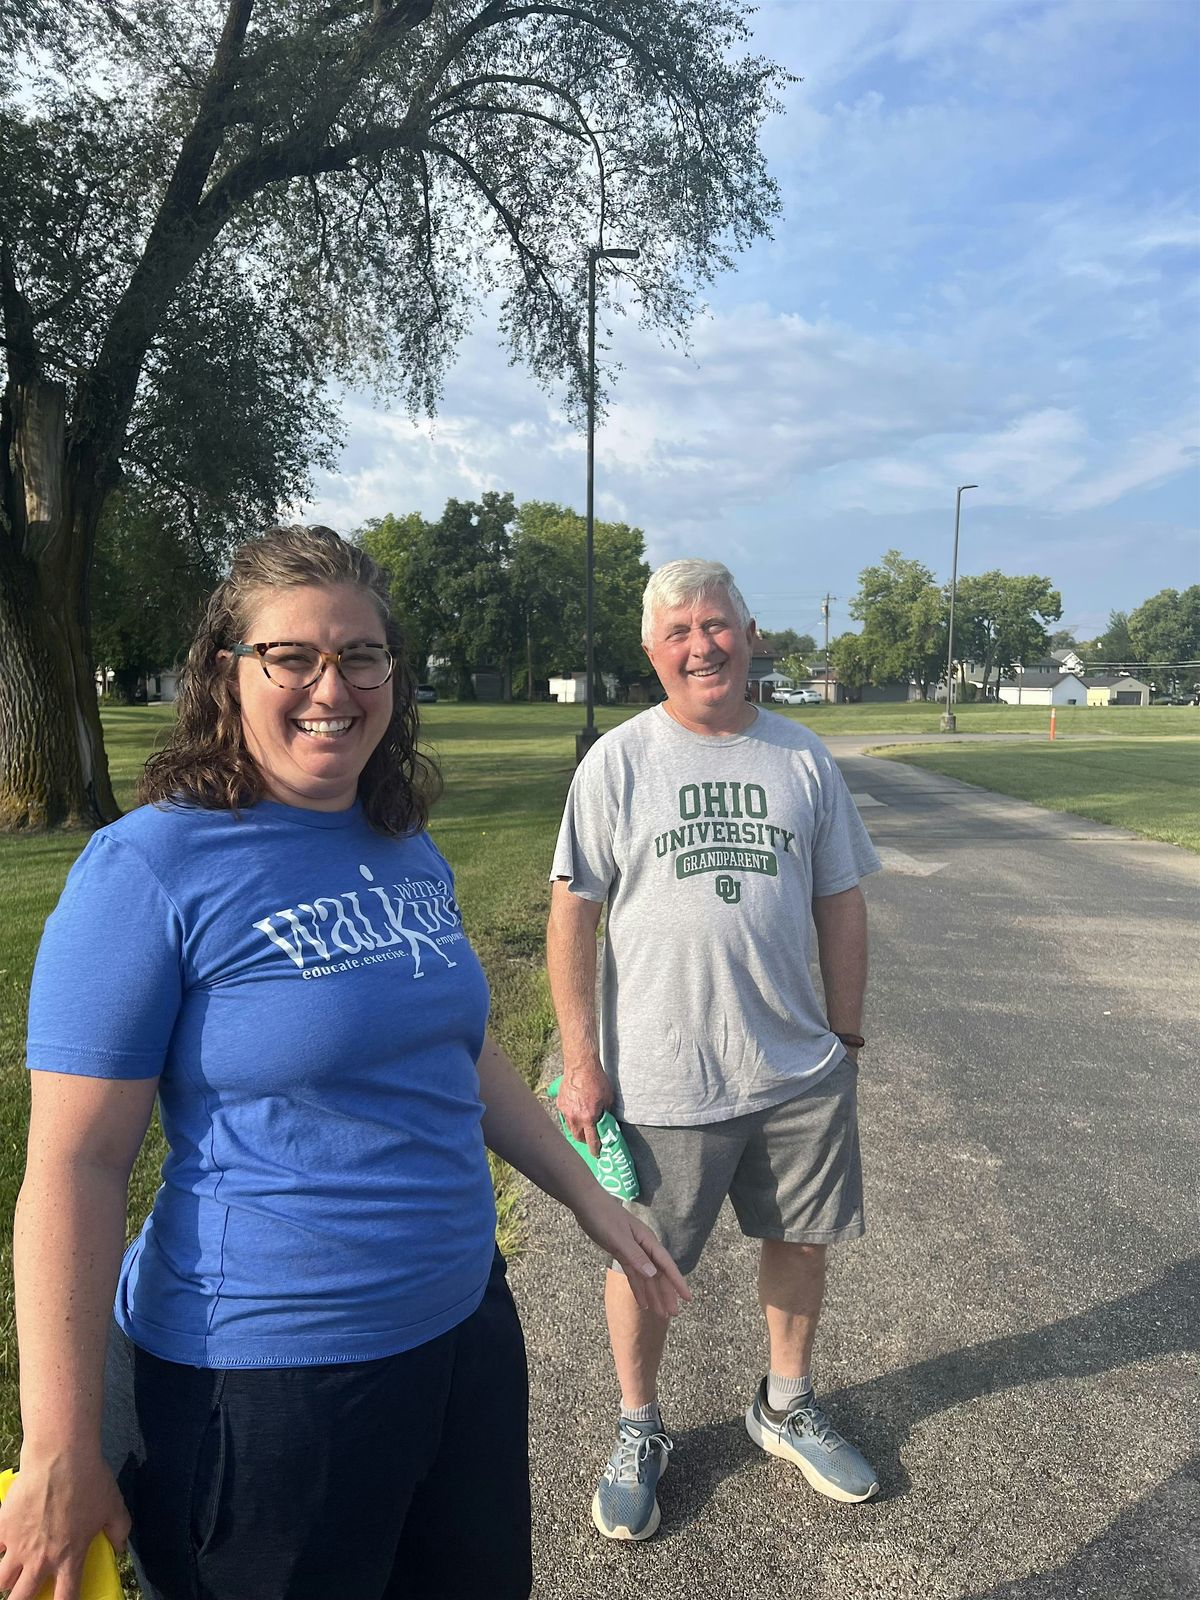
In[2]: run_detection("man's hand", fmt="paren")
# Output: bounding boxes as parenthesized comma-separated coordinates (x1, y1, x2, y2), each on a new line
(555, 1058, 613, 1159)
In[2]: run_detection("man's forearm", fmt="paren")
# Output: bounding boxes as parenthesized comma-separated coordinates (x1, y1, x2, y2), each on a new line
(812, 885, 869, 1035)
(546, 881, 612, 1150)
(546, 882, 603, 1069)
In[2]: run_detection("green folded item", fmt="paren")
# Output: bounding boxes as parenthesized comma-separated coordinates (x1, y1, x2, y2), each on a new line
(545, 1075, 639, 1200)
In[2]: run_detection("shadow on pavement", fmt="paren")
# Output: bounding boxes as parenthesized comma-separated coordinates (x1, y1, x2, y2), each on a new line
(962, 1452, 1200, 1599)
(825, 1256, 1198, 1500)
(653, 1416, 759, 1535)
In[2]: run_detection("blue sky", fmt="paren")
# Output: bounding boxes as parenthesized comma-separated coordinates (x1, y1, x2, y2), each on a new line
(303, 0, 1200, 644)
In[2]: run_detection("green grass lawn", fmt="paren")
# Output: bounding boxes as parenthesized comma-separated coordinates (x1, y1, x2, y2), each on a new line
(875, 736, 1200, 853)
(770, 700, 1200, 737)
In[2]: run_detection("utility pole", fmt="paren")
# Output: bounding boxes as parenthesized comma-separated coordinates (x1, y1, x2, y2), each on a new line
(577, 243, 640, 765)
(941, 483, 978, 733)
(822, 593, 835, 702)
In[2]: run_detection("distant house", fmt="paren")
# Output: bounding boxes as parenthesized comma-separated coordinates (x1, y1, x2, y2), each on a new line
(1085, 674, 1151, 707)
(996, 671, 1088, 706)
(800, 669, 845, 704)
(746, 644, 781, 704)
(149, 669, 180, 703)
(1049, 647, 1088, 675)
(95, 667, 181, 702)
(548, 671, 619, 704)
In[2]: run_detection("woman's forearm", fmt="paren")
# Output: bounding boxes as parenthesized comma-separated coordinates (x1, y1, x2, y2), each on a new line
(14, 1071, 157, 1463)
(475, 1033, 603, 1212)
(474, 1034, 690, 1319)
(13, 1159, 131, 1459)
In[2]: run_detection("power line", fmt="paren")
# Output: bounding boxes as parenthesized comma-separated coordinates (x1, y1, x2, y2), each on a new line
(1080, 660, 1200, 670)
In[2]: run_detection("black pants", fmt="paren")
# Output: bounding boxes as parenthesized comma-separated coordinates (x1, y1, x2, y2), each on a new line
(103, 1251, 531, 1600)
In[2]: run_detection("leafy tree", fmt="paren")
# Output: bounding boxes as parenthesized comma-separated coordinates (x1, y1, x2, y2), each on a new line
(1049, 628, 1077, 649)
(760, 628, 816, 662)
(0, 2, 786, 828)
(512, 501, 649, 694)
(1128, 588, 1200, 690)
(955, 571, 1062, 699)
(849, 550, 946, 699)
(1088, 610, 1137, 668)
(362, 494, 517, 698)
(91, 493, 218, 702)
(508, 518, 581, 698)
(828, 631, 870, 702)
(358, 509, 434, 674)
(775, 651, 811, 683)
(363, 496, 650, 699)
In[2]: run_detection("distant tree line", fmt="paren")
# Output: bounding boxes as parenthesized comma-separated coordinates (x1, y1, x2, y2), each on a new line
(1054, 589, 1200, 691)
(826, 554, 1199, 701)
(757, 629, 818, 684)
(358, 495, 651, 700)
(90, 512, 1196, 708)
(821, 551, 1061, 701)
(89, 493, 828, 704)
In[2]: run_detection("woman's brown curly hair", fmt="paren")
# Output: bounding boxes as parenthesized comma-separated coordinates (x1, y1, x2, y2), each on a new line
(138, 524, 441, 834)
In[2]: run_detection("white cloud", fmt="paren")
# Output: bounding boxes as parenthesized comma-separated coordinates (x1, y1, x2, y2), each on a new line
(1056, 423, 1200, 514)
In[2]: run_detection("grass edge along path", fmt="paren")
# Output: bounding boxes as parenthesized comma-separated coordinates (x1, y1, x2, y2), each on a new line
(872, 735, 1200, 854)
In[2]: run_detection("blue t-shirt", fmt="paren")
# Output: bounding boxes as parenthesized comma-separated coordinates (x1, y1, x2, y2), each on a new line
(26, 799, 497, 1369)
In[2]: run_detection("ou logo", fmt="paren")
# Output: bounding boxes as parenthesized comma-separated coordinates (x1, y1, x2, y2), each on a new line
(715, 874, 742, 905)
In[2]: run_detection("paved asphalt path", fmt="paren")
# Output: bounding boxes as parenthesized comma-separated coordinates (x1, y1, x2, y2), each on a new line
(509, 739, 1199, 1600)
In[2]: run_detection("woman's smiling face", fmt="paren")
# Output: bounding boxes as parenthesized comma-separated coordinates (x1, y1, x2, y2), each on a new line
(232, 583, 394, 811)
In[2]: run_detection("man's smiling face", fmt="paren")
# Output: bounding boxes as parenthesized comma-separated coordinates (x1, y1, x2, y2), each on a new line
(643, 589, 757, 734)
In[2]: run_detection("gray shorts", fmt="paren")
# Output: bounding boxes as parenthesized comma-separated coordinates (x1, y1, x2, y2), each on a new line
(617, 1054, 864, 1277)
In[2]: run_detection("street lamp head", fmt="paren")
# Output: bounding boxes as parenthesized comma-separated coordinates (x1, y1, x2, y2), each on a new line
(958, 483, 978, 492)
(592, 246, 640, 261)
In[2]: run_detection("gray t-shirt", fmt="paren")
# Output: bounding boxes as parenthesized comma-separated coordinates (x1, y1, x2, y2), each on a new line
(551, 705, 881, 1126)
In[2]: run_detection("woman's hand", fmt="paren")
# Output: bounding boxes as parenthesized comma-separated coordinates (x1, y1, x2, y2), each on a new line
(0, 1453, 128, 1600)
(571, 1187, 692, 1320)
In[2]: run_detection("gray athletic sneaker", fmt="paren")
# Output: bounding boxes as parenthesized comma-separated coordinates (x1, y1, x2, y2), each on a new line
(745, 1379, 879, 1502)
(591, 1416, 674, 1540)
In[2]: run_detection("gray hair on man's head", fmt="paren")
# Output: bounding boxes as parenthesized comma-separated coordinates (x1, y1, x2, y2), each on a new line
(641, 559, 752, 645)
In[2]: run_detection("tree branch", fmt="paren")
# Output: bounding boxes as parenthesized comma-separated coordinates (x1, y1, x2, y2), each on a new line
(427, 100, 588, 142)
(423, 135, 577, 371)
(427, 71, 606, 238)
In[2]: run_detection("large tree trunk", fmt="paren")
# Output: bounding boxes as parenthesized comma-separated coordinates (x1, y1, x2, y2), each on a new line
(0, 376, 119, 830)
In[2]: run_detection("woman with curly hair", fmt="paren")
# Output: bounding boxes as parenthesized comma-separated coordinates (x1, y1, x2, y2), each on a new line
(3, 525, 687, 1600)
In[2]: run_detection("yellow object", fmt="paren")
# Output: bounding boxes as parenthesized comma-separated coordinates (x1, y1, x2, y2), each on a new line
(0, 1468, 123, 1600)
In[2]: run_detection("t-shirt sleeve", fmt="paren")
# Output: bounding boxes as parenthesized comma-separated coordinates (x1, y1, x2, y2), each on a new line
(26, 832, 183, 1080)
(810, 749, 882, 897)
(549, 751, 619, 902)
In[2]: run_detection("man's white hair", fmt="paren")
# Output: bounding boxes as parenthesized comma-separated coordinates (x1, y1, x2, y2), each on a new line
(641, 559, 753, 646)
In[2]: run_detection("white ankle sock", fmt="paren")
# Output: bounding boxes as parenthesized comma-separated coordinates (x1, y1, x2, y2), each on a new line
(767, 1372, 812, 1410)
(621, 1401, 661, 1427)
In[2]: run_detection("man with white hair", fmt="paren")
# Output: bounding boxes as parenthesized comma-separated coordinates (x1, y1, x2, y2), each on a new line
(548, 558, 882, 1541)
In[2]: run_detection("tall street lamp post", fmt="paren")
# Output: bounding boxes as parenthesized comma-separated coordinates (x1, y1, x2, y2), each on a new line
(941, 482, 978, 733)
(577, 244, 640, 766)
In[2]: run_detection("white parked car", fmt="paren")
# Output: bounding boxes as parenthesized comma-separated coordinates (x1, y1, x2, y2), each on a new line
(779, 687, 823, 706)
